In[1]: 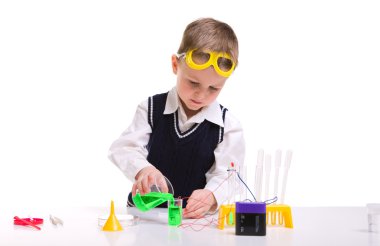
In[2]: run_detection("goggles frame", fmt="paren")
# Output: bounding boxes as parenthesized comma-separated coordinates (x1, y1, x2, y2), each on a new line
(179, 49, 236, 77)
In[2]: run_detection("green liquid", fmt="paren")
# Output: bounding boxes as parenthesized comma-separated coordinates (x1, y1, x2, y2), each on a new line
(132, 192, 174, 212)
(168, 205, 182, 226)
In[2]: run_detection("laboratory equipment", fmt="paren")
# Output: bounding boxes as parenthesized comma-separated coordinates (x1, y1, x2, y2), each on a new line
(217, 204, 235, 229)
(279, 150, 292, 204)
(267, 149, 293, 228)
(264, 154, 272, 201)
(133, 192, 174, 211)
(102, 200, 123, 231)
(266, 204, 293, 228)
(218, 162, 241, 230)
(98, 214, 138, 227)
(132, 174, 175, 211)
(367, 203, 380, 232)
(254, 150, 264, 201)
(273, 149, 282, 203)
(49, 215, 63, 226)
(14, 216, 43, 230)
(168, 198, 183, 226)
(235, 202, 266, 236)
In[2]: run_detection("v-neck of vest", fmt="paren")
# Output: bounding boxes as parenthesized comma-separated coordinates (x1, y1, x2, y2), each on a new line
(173, 110, 202, 139)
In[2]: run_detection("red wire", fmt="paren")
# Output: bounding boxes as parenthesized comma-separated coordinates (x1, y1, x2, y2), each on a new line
(178, 172, 234, 231)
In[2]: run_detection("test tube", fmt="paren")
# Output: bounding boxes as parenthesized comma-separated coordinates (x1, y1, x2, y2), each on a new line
(273, 150, 282, 203)
(227, 162, 237, 203)
(255, 149, 264, 202)
(279, 150, 292, 204)
(264, 154, 272, 202)
(239, 164, 248, 201)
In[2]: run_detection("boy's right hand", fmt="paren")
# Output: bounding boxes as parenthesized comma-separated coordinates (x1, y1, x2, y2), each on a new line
(132, 166, 168, 196)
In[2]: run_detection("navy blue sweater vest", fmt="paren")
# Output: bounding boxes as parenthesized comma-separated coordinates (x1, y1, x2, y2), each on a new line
(128, 92, 227, 207)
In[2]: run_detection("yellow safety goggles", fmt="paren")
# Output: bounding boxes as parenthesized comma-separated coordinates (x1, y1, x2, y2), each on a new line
(178, 49, 236, 77)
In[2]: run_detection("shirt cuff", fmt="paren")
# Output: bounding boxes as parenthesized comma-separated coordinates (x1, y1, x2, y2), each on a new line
(127, 159, 153, 181)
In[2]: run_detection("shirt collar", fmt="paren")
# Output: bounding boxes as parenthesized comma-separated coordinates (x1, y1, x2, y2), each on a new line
(163, 87, 225, 127)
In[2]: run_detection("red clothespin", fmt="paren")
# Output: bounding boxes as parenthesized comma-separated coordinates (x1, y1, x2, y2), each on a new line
(14, 216, 44, 230)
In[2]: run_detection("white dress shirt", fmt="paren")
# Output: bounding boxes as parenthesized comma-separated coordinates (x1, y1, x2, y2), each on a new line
(108, 87, 245, 207)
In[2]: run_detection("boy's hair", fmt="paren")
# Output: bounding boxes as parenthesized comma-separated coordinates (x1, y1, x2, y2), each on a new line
(177, 18, 239, 66)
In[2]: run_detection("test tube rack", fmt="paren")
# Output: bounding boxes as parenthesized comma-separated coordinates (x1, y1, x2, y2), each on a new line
(266, 204, 293, 228)
(217, 204, 235, 229)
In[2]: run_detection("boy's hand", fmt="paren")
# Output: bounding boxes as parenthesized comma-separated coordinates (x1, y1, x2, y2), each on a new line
(132, 166, 168, 196)
(183, 189, 217, 219)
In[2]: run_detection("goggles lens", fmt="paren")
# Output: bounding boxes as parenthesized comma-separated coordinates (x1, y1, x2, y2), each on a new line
(191, 50, 211, 65)
(217, 57, 234, 72)
(181, 49, 236, 77)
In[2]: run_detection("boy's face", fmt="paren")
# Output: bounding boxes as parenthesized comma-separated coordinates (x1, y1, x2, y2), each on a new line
(172, 55, 228, 117)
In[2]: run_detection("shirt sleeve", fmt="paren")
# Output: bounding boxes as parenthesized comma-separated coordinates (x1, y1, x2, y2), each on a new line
(108, 99, 153, 181)
(204, 110, 246, 208)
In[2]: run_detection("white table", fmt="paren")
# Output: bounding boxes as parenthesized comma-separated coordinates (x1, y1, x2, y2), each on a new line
(1, 206, 379, 246)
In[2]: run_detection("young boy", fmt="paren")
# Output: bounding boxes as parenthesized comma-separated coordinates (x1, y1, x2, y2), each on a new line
(108, 18, 245, 219)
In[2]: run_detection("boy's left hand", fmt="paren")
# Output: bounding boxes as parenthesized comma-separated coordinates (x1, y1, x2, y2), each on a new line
(183, 189, 216, 219)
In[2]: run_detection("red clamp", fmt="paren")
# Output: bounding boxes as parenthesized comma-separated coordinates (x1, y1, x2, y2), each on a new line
(14, 216, 44, 230)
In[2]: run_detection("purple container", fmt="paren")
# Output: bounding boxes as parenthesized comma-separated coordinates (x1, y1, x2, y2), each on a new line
(235, 202, 266, 236)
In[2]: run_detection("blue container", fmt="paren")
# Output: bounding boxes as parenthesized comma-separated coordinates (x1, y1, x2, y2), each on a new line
(235, 202, 266, 236)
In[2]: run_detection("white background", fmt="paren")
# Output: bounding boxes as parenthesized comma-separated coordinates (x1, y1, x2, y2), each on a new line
(1, 0, 379, 208)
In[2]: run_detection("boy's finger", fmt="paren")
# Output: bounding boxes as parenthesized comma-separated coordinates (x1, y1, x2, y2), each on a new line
(183, 207, 206, 219)
(141, 176, 150, 194)
(185, 197, 204, 213)
(157, 176, 169, 192)
(132, 183, 137, 196)
(136, 179, 144, 195)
